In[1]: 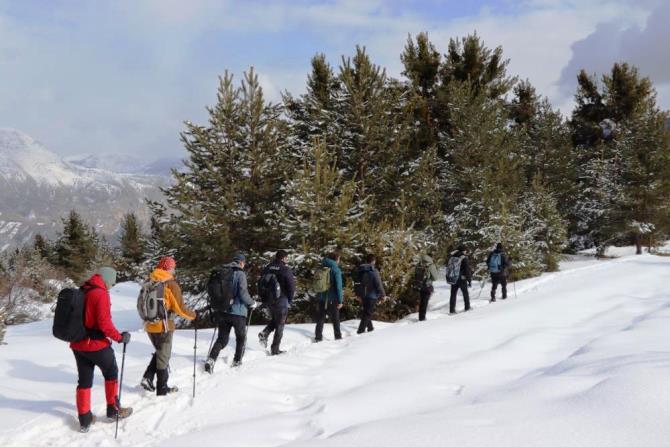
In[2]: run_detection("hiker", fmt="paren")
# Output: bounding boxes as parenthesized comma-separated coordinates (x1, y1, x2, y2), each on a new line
(355, 254, 387, 334)
(487, 243, 511, 302)
(258, 250, 296, 355)
(140, 256, 196, 395)
(70, 267, 132, 433)
(446, 245, 473, 314)
(205, 253, 257, 372)
(414, 253, 439, 321)
(314, 250, 344, 342)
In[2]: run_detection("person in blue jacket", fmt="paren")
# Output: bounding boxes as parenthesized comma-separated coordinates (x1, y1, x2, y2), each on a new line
(314, 250, 344, 342)
(205, 253, 258, 372)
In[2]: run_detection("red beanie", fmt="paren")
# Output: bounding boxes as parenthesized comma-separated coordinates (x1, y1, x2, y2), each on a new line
(157, 256, 176, 271)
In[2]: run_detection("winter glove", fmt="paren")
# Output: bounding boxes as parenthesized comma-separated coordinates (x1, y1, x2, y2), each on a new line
(468, 280, 472, 288)
(119, 332, 131, 344)
(250, 301, 259, 310)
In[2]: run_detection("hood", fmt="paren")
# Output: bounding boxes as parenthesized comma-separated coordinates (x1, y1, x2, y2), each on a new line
(83, 273, 108, 291)
(451, 250, 463, 257)
(358, 263, 374, 272)
(150, 268, 174, 282)
(321, 257, 339, 269)
(421, 254, 433, 264)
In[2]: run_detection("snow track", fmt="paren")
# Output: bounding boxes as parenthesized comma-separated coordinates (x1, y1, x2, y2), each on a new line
(1, 254, 669, 446)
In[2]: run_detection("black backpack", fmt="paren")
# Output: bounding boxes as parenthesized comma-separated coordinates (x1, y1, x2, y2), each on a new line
(412, 264, 429, 290)
(52, 287, 103, 342)
(258, 266, 281, 305)
(207, 267, 237, 314)
(352, 266, 369, 299)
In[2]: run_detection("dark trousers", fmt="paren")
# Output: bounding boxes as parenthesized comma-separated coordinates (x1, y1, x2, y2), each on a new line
(209, 314, 247, 362)
(418, 286, 434, 321)
(357, 298, 377, 333)
(314, 300, 341, 341)
(261, 304, 288, 354)
(73, 347, 118, 389)
(490, 273, 508, 299)
(449, 281, 470, 313)
(143, 331, 174, 381)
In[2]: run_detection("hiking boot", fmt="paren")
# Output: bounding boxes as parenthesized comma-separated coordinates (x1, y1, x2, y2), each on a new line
(78, 412, 96, 433)
(231, 359, 242, 368)
(313, 337, 322, 343)
(270, 349, 286, 356)
(140, 377, 155, 392)
(490, 298, 496, 303)
(258, 332, 268, 348)
(107, 404, 133, 420)
(204, 358, 215, 374)
(159, 386, 178, 395)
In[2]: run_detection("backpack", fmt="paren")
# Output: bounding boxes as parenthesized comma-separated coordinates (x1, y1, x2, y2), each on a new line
(446, 256, 464, 285)
(488, 252, 502, 273)
(137, 281, 167, 323)
(52, 287, 103, 342)
(207, 267, 237, 314)
(312, 266, 331, 294)
(258, 267, 282, 305)
(412, 264, 429, 290)
(352, 266, 368, 299)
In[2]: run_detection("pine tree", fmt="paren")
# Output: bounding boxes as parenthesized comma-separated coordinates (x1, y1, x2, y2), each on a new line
(151, 68, 289, 290)
(54, 210, 98, 281)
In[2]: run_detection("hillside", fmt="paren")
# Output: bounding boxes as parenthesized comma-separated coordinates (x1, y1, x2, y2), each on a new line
(0, 128, 167, 251)
(0, 253, 668, 446)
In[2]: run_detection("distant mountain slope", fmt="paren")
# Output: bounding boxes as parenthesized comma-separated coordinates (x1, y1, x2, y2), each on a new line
(0, 128, 168, 251)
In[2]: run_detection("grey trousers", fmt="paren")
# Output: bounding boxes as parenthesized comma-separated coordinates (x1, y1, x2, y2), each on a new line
(148, 331, 173, 370)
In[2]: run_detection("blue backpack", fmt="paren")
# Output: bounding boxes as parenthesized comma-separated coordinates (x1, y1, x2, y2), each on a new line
(488, 252, 502, 273)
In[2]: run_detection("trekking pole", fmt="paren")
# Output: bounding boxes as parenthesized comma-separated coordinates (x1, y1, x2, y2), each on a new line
(115, 342, 127, 440)
(192, 322, 197, 399)
(207, 326, 218, 356)
(242, 307, 255, 358)
(476, 276, 487, 300)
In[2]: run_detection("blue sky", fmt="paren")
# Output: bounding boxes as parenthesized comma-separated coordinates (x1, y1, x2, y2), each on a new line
(0, 0, 668, 159)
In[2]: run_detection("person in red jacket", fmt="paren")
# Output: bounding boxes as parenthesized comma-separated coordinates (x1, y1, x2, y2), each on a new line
(70, 266, 133, 433)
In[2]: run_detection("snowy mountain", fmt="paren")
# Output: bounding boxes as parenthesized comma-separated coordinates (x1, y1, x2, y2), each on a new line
(1, 251, 669, 446)
(66, 153, 183, 176)
(0, 128, 168, 250)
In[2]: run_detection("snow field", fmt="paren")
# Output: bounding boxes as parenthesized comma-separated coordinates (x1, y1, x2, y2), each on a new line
(1, 253, 669, 446)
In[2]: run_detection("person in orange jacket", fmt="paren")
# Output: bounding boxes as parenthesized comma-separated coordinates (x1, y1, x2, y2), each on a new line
(140, 256, 195, 395)
(70, 267, 132, 432)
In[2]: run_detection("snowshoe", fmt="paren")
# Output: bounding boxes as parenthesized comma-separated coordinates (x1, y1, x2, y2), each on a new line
(78, 413, 96, 433)
(270, 349, 286, 356)
(258, 332, 268, 348)
(140, 377, 155, 392)
(107, 404, 133, 421)
(231, 359, 242, 368)
(204, 358, 215, 374)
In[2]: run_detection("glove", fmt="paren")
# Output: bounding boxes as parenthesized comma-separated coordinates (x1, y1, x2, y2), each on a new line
(250, 302, 259, 310)
(468, 281, 472, 288)
(119, 332, 131, 344)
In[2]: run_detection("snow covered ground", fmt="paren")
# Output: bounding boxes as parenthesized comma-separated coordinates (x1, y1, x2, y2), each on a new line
(1, 253, 669, 446)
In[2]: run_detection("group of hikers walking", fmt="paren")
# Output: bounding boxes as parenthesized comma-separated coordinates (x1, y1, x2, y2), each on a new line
(53, 242, 512, 433)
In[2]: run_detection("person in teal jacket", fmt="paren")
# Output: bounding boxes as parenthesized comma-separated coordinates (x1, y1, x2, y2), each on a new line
(314, 250, 344, 342)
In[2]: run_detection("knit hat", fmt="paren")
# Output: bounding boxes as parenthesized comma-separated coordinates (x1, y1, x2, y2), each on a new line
(232, 252, 246, 263)
(157, 256, 176, 271)
(97, 266, 117, 290)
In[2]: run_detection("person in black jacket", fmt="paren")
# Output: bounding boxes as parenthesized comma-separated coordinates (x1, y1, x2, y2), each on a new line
(355, 254, 387, 334)
(487, 243, 511, 302)
(258, 250, 296, 355)
(448, 245, 473, 314)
